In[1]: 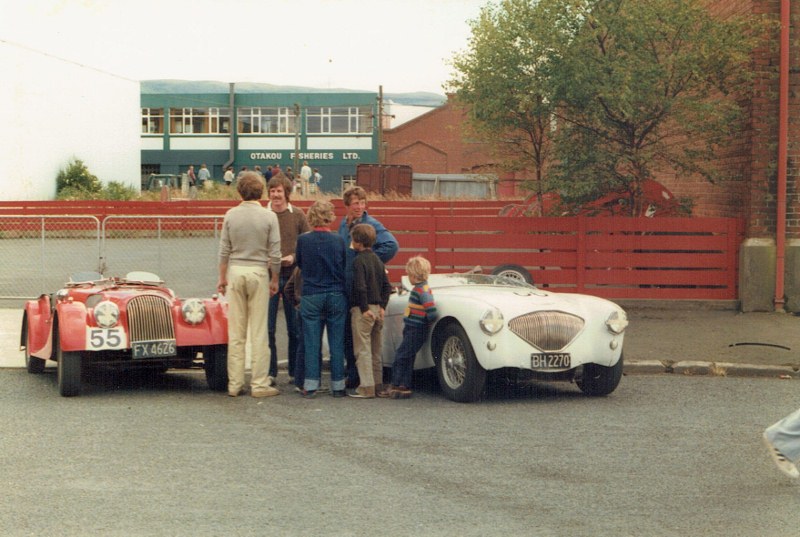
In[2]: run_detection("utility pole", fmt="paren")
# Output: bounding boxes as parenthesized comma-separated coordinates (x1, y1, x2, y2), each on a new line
(377, 85, 383, 165)
(294, 103, 300, 191)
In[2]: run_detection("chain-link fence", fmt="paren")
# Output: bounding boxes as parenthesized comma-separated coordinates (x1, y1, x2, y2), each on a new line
(101, 216, 223, 298)
(0, 215, 101, 301)
(0, 215, 224, 304)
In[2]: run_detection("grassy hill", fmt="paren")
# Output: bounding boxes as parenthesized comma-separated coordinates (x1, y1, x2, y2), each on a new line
(140, 79, 446, 107)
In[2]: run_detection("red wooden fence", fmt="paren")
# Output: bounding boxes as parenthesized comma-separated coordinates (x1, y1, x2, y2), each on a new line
(0, 201, 744, 300)
(379, 215, 744, 300)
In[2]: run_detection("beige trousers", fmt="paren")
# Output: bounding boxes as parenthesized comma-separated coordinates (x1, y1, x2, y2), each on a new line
(226, 265, 270, 393)
(350, 305, 384, 388)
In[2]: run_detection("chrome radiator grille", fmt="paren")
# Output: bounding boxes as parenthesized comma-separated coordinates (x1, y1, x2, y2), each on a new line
(509, 311, 585, 351)
(126, 295, 175, 342)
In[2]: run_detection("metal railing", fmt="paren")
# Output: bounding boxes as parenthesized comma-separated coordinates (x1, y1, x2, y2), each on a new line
(101, 215, 224, 299)
(0, 215, 101, 300)
(0, 215, 223, 303)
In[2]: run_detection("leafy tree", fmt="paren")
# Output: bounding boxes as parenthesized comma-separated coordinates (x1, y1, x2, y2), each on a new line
(449, 0, 760, 215)
(449, 0, 556, 214)
(55, 158, 102, 197)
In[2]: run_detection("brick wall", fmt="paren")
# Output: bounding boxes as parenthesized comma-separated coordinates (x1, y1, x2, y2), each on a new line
(383, 98, 500, 175)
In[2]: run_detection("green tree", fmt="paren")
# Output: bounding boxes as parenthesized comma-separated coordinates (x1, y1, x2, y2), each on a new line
(449, 0, 556, 214)
(450, 0, 760, 215)
(55, 158, 102, 197)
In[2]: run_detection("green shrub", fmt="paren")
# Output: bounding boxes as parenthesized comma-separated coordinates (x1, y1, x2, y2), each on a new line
(103, 181, 138, 201)
(56, 158, 102, 196)
(56, 185, 101, 200)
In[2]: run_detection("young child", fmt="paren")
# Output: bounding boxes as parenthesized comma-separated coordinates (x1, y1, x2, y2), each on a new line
(347, 224, 393, 398)
(379, 256, 437, 399)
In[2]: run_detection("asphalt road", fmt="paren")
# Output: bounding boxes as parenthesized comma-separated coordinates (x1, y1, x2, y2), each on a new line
(1, 370, 799, 537)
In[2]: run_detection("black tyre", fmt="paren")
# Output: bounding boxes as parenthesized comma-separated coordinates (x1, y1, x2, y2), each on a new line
(203, 345, 228, 391)
(434, 323, 487, 402)
(576, 353, 624, 396)
(22, 315, 45, 374)
(55, 328, 82, 397)
(491, 264, 533, 284)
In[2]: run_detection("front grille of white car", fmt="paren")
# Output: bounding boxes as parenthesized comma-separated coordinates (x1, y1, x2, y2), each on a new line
(509, 311, 584, 351)
(127, 295, 175, 342)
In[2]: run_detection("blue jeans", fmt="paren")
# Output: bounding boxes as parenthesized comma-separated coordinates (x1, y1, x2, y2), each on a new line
(293, 308, 324, 389)
(391, 324, 426, 388)
(344, 312, 359, 385)
(268, 272, 297, 378)
(301, 292, 347, 392)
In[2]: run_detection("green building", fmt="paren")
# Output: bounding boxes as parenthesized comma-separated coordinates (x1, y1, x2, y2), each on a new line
(141, 81, 378, 190)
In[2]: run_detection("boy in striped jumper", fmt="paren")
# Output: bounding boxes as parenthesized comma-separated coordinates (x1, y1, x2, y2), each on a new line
(379, 256, 437, 399)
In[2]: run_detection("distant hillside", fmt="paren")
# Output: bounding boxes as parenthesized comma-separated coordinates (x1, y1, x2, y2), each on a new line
(140, 79, 446, 107)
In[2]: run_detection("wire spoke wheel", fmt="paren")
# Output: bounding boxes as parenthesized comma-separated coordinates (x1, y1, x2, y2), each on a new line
(441, 336, 467, 389)
(434, 323, 486, 402)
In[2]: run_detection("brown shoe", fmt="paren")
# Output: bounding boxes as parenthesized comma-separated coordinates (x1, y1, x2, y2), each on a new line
(376, 385, 395, 398)
(228, 388, 246, 397)
(251, 386, 280, 398)
(390, 386, 412, 399)
(347, 386, 375, 399)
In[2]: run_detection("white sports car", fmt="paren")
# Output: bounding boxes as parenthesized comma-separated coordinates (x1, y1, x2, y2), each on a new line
(382, 273, 628, 402)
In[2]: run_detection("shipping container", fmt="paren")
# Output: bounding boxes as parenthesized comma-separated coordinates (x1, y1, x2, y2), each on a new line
(356, 164, 413, 195)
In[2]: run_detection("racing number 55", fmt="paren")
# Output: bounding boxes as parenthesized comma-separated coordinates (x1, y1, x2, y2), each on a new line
(87, 328, 126, 351)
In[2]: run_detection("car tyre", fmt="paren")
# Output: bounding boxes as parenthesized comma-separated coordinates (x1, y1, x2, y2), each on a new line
(434, 323, 486, 402)
(55, 329, 82, 397)
(491, 264, 533, 284)
(576, 353, 624, 396)
(22, 316, 46, 374)
(203, 345, 228, 392)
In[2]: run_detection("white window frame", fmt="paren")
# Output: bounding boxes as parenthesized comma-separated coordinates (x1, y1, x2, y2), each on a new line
(170, 107, 230, 135)
(238, 107, 296, 134)
(141, 108, 164, 134)
(307, 106, 373, 134)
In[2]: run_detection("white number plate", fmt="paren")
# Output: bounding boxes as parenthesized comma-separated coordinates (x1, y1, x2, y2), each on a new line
(86, 328, 127, 351)
(132, 340, 177, 359)
(531, 353, 571, 369)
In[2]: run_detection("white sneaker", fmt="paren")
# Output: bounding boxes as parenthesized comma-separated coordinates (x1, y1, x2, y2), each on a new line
(763, 432, 800, 478)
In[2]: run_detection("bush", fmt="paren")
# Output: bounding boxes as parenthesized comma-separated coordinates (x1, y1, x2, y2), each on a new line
(56, 185, 101, 201)
(55, 158, 102, 196)
(103, 181, 138, 201)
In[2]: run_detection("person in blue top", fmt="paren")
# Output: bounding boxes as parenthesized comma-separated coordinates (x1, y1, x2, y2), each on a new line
(296, 200, 348, 398)
(338, 186, 399, 388)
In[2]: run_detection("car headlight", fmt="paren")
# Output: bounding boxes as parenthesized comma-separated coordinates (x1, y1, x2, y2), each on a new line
(479, 307, 504, 335)
(181, 298, 207, 325)
(94, 301, 120, 328)
(606, 310, 628, 334)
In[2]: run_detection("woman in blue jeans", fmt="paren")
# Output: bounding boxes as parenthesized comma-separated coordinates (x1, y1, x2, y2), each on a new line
(295, 200, 347, 397)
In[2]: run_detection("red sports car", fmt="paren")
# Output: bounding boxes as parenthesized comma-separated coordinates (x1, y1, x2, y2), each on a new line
(20, 271, 228, 397)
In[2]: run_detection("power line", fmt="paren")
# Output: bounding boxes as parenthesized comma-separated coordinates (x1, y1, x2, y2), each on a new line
(0, 38, 137, 82)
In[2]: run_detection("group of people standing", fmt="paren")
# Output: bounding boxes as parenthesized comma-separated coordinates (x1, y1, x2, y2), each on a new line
(219, 161, 322, 194)
(186, 164, 211, 187)
(216, 171, 436, 401)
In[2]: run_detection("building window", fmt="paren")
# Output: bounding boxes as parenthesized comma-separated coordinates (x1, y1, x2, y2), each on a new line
(169, 107, 231, 134)
(237, 107, 296, 134)
(141, 108, 164, 134)
(306, 106, 373, 134)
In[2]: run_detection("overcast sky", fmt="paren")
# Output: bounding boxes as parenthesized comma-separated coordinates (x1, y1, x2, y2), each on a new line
(0, 0, 487, 94)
